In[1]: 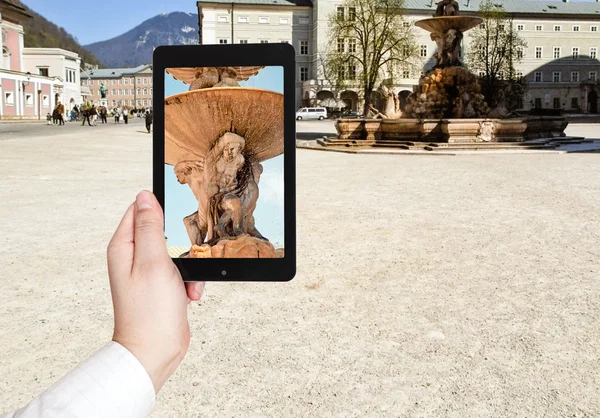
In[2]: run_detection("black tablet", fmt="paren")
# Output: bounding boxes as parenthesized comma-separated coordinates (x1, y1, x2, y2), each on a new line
(153, 44, 296, 282)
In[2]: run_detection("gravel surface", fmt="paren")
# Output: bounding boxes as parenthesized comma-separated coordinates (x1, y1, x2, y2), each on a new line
(0, 121, 599, 417)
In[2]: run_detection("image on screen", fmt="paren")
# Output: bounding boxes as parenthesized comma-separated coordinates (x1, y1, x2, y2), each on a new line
(164, 66, 284, 259)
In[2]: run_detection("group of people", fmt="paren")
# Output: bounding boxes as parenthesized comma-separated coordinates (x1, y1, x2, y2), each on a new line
(46, 102, 65, 125)
(46, 104, 153, 132)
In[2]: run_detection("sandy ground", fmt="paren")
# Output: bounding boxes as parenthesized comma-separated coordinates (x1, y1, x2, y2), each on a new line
(1, 120, 599, 417)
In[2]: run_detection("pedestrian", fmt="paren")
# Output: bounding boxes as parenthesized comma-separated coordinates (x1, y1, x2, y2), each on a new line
(46, 112, 52, 125)
(145, 109, 153, 133)
(57, 101, 65, 126)
(123, 107, 130, 124)
(101, 107, 108, 124)
(90, 105, 98, 126)
(52, 106, 59, 125)
(81, 107, 92, 126)
(70, 109, 76, 122)
(114, 108, 120, 123)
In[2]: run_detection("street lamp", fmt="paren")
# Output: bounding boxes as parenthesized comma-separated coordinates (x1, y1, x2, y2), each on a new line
(22, 72, 31, 115)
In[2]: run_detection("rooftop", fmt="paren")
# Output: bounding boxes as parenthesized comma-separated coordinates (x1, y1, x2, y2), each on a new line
(85, 65, 152, 79)
(22, 47, 80, 59)
(198, 0, 312, 7)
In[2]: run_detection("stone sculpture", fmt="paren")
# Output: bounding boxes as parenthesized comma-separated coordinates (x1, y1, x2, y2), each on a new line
(434, 0, 459, 17)
(99, 82, 107, 99)
(166, 66, 265, 91)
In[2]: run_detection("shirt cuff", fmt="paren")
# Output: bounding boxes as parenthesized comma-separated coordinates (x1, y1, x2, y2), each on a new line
(5, 341, 156, 418)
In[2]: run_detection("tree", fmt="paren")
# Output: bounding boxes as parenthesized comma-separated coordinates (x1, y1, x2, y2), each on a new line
(324, 0, 419, 115)
(466, 0, 527, 110)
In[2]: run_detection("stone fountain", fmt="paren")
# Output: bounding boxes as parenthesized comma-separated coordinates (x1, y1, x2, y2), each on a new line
(318, 0, 570, 150)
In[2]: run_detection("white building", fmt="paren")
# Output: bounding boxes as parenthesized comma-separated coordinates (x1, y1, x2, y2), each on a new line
(22, 47, 83, 111)
(197, 0, 600, 113)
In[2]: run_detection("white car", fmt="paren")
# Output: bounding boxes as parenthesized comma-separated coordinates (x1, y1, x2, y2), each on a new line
(296, 107, 327, 120)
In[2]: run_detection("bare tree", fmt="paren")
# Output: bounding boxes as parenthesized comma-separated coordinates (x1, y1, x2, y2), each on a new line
(466, 0, 527, 110)
(324, 0, 419, 115)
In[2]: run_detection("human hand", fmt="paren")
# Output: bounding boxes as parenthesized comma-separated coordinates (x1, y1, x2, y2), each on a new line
(107, 190, 205, 393)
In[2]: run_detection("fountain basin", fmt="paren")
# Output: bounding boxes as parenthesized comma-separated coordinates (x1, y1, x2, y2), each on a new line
(415, 16, 483, 34)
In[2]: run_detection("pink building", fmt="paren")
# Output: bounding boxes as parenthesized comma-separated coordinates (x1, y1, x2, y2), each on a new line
(0, 0, 56, 120)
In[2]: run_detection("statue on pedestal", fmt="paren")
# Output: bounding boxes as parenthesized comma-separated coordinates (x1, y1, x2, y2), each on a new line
(99, 82, 108, 99)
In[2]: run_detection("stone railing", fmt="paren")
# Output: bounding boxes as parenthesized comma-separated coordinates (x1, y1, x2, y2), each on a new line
(334, 117, 568, 143)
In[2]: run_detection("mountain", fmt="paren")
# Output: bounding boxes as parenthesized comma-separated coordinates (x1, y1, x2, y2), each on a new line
(84, 12, 199, 68)
(13, 0, 103, 67)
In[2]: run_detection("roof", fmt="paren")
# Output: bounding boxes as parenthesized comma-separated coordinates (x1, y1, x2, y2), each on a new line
(0, 0, 32, 19)
(198, 0, 312, 7)
(86, 65, 151, 79)
(22, 47, 80, 60)
(403, 0, 600, 16)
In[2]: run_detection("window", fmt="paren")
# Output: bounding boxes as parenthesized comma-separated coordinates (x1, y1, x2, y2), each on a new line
(238, 16, 248, 23)
(299, 67, 308, 82)
(143, 88, 148, 95)
(337, 6, 344, 20)
(239, 39, 248, 44)
(124, 78, 129, 85)
(534, 98, 542, 109)
(572, 47, 579, 59)
(279, 18, 289, 25)
(118, 79, 122, 85)
(348, 65, 356, 80)
(118, 89, 122, 95)
(338, 67, 346, 80)
(534, 71, 542, 82)
(130, 100, 135, 106)
(348, 7, 356, 21)
(38, 67, 49, 77)
(112, 80, 116, 85)
(571, 72, 579, 82)
(553, 72, 561, 82)
(136, 88, 141, 95)
(517, 24, 524, 31)
(420, 44, 427, 57)
(573, 25, 580, 32)
(150, 88, 153, 95)
(259, 40, 269, 44)
(553, 47, 561, 59)
(217, 16, 228, 23)
(403, 70, 410, 78)
(300, 40, 308, 55)
(516, 98, 524, 109)
(589, 71, 597, 82)
(535, 47, 542, 59)
(89, 80, 94, 86)
(130, 89, 135, 95)
(517, 47, 524, 59)
(337, 38, 345, 53)
(592, 25, 598, 32)
(553, 98, 561, 109)
(112, 89, 116, 95)
(280, 39, 290, 44)
(535, 25, 543, 31)
(258, 16, 269, 24)
(143, 100, 148, 106)
(571, 97, 579, 108)
(402, 45, 410, 57)
(218, 39, 228, 44)
(25, 94, 33, 106)
(348, 38, 356, 53)
(143, 78, 148, 85)
(554, 25, 561, 31)
(590, 47, 597, 59)
(42, 95, 49, 106)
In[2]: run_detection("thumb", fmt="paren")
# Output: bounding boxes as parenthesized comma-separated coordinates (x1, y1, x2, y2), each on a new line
(133, 190, 168, 267)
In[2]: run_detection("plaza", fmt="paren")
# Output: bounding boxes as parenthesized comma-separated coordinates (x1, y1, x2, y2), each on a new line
(1, 119, 599, 416)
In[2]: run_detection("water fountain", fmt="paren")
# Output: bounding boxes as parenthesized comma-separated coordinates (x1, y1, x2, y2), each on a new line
(315, 0, 571, 151)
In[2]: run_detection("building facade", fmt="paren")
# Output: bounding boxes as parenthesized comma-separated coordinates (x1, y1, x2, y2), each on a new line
(22, 47, 84, 111)
(0, 0, 57, 120)
(83, 64, 153, 110)
(197, 0, 600, 113)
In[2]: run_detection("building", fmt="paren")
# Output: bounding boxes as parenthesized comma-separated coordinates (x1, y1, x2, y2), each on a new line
(82, 65, 153, 110)
(0, 0, 57, 119)
(197, 0, 600, 113)
(22, 47, 85, 111)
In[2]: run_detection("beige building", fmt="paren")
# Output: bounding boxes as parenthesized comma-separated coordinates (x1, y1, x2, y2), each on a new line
(82, 64, 153, 109)
(197, 0, 600, 113)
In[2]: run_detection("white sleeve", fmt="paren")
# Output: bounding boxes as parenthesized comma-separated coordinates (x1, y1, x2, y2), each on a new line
(2, 342, 155, 418)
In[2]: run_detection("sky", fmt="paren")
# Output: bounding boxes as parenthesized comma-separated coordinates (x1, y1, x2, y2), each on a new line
(164, 66, 285, 249)
(22, 0, 599, 46)
(21, 0, 198, 45)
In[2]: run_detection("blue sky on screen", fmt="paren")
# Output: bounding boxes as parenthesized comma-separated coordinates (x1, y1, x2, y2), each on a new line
(164, 67, 284, 248)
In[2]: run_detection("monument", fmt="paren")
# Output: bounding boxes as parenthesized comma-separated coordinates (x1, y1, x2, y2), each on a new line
(99, 82, 108, 107)
(164, 66, 284, 258)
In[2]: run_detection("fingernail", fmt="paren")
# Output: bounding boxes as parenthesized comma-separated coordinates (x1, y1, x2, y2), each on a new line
(136, 191, 153, 211)
(194, 282, 205, 297)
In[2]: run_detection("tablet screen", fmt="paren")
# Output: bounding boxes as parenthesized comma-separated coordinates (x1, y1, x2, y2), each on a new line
(163, 66, 284, 259)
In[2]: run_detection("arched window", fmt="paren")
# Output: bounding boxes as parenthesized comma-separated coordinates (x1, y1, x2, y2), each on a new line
(2, 46, 10, 70)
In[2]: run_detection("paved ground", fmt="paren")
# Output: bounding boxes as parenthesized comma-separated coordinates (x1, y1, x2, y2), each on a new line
(0, 121, 599, 417)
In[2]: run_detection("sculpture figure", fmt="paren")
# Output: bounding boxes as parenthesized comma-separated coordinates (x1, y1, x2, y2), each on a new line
(174, 132, 265, 251)
(166, 66, 265, 91)
(434, 0, 459, 17)
(99, 82, 107, 99)
(377, 84, 403, 118)
(443, 29, 463, 67)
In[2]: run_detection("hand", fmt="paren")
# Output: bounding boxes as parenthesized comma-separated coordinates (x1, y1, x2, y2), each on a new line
(107, 190, 205, 393)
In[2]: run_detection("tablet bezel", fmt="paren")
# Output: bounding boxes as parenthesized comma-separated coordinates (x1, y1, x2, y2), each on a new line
(153, 44, 296, 282)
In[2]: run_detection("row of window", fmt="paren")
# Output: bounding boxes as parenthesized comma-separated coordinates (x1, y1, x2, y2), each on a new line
(83, 78, 151, 86)
(530, 70, 597, 83)
(530, 97, 581, 110)
(91, 88, 153, 96)
(107, 99, 150, 107)
(4, 92, 50, 106)
(528, 46, 597, 60)
(65, 69, 77, 83)
(516, 23, 597, 32)
(216, 15, 308, 25)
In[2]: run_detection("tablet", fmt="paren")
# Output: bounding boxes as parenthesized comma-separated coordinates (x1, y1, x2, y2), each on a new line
(153, 44, 296, 282)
